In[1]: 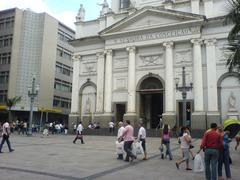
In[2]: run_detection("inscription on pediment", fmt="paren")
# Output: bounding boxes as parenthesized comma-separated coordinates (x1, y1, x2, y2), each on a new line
(175, 49, 192, 65)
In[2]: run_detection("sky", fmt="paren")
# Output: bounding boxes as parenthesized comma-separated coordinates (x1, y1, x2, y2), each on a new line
(0, 0, 111, 30)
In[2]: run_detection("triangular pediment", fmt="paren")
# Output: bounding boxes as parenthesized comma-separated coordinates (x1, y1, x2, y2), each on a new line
(100, 7, 204, 36)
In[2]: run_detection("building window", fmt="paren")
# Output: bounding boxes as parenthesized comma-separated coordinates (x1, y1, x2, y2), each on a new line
(55, 62, 73, 76)
(120, 0, 130, 9)
(57, 46, 72, 60)
(53, 96, 71, 109)
(54, 78, 72, 92)
(0, 90, 7, 104)
(0, 52, 11, 64)
(57, 30, 74, 42)
(0, 71, 9, 84)
(0, 35, 13, 48)
(0, 16, 14, 30)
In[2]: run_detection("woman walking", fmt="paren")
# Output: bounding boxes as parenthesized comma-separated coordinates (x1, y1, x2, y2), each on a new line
(176, 126, 192, 170)
(161, 124, 172, 160)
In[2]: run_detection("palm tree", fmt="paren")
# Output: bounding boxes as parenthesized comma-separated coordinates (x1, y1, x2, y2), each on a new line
(6, 96, 21, 123)
(224, 0, 240, 73)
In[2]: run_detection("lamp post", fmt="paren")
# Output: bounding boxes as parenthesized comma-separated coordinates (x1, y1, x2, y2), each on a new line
(175, 67, 193, 127)
(28, 76, 39, 135)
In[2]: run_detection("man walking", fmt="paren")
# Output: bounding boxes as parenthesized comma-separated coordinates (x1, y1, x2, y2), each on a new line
(198, 123, 222, 180)
(137, 122, 147, 160)
(73, 121, 84, 144)
(121, 120, 136, 162)
(0, 120, 14, 153)
(117, 121, 125, 160)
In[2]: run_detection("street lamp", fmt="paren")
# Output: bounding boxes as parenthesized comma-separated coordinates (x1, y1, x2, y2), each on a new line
(175, 67, 193, 127)
(28, 76, 39, 135)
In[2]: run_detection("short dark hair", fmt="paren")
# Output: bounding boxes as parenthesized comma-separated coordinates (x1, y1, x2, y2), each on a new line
(210, 123, 217, 129)
(126, 120, 130, 124)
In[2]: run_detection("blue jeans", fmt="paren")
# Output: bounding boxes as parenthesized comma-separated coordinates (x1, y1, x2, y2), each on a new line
(163, 142, 173, 160)
(204, 148, 219, 180)
(124, 141, 135, 161)
(218, 149, 231, 178)
(0, 134, 13, 152)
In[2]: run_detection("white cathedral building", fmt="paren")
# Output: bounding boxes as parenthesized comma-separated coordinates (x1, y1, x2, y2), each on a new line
(69, 0, 240, 130)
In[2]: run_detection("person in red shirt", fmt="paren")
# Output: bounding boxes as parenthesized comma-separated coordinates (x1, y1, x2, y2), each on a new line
(198, 123, 222, 180)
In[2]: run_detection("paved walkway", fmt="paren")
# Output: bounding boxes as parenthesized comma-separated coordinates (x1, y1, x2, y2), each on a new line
(0, 134, 239, 180)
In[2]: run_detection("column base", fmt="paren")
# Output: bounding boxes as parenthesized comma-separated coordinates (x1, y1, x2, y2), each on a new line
(191, 112, 206, 130)
(162, 112, 176, 128)
(68, 113, 80, 133)
(94, 113, 113, 128)
(206, 112, 221, 128)
(123, 113, 138, 126)
(227, 111, 239, 120)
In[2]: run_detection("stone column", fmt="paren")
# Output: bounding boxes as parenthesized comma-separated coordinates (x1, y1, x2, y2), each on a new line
(104, 49, 113, 114)
(124, 46, 137, 124)
(191, 0, 200, 14)
(71, 55, 81, 114)
(127, 46, 136, 113)
(69, 55, 81, 133)
(191, 39, 205, 130)
(162, 42, 175, 127)
(205, 39, 220, 127)
(96, 52, 105, 113)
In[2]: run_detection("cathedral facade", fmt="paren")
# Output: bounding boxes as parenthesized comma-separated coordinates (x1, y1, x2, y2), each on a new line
(69, 0, 240, 130)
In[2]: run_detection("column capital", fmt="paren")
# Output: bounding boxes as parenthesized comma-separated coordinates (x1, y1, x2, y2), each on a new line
(72, 54, 81, 62)
(204, 39, 217, 46)
(96, 52, 104, 58)
(191, 39, 203, 45)
(163, 41, 174, 48)
(104, 49, 113, 56)
(126, 46, 136, 53)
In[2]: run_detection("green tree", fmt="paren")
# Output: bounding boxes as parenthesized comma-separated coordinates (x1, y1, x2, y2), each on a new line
(225, 0, 240, 73)
(6, 96, 21, 122)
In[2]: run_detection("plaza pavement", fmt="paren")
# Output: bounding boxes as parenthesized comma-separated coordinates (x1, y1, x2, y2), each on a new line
(0, 134, 239, 180)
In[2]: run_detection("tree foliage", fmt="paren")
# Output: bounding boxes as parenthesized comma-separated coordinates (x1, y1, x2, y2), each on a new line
(224, 0, 240, 73)
(5, 96, 21, 122)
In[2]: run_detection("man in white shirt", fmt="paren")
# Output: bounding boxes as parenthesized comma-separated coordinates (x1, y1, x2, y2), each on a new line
(109, 121, 115, 133)
(137, 122, 147, 160)
(73, 122, 84, 144)
(0, 121, 14, 153)
(117, 121, 125, 160)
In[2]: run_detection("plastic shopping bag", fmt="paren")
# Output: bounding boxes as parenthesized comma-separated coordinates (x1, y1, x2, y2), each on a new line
(134, 141, 144, 155)
(115, 141, 124, 155)
(194, 153, 204, 172)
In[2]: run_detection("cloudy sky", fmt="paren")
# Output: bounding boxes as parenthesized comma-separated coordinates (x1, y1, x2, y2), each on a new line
(0, 0, 111, 30)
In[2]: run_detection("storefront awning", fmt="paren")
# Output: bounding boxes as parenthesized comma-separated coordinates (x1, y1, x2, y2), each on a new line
(38, 108, 62, 113)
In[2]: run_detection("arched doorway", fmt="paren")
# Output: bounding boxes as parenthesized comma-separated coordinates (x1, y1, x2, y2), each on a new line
(138, 75, 164, 129)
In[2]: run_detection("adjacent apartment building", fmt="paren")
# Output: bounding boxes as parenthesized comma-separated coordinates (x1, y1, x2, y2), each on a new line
(0, 8, 74, 125)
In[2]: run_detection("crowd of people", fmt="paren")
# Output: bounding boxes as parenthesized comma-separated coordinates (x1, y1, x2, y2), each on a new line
(1, 118, 240, 180)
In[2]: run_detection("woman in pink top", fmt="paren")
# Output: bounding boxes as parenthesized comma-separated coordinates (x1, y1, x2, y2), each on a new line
(121, 120, 136, 162)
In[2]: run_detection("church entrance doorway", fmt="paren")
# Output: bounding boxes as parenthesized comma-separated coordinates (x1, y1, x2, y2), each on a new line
(115, 104, 126, 123)
(138, 76, 164, 129)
